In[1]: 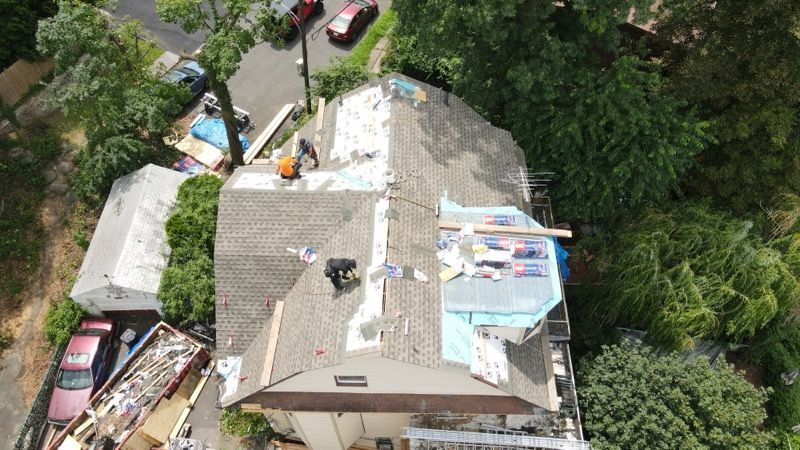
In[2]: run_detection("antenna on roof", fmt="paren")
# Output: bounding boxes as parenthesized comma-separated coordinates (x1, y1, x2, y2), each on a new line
(502, 168, 554, 203)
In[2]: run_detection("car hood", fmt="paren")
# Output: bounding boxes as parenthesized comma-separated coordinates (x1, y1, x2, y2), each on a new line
(48, 387, 92, 423)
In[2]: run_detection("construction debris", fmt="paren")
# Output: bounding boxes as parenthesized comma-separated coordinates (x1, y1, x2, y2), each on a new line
(48, 322, 209, 450)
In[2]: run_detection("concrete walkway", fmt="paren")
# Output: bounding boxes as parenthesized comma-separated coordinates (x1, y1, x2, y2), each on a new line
(150, 50, 181, 75)
(0, 353, 27, 442)
(367, 36, 390, 74)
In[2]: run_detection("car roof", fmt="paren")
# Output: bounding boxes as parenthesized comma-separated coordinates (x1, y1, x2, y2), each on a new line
(62, 335, 101, 370)
(337, 1, 366, 18)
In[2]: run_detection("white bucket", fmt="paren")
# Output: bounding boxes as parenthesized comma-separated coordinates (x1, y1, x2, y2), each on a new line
(384, 169, 396, 185)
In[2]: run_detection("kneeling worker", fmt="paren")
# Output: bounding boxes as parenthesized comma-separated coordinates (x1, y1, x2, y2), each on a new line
(276, 155, 301, 179)
(324, 258, 358, 290)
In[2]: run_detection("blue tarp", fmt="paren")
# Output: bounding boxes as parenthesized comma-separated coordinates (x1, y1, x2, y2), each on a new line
(190, 117, 250, 152)
(554, 239, 570, 281)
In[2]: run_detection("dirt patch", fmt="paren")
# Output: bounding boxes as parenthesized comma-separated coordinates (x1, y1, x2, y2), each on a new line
(726, 351, 765, 388)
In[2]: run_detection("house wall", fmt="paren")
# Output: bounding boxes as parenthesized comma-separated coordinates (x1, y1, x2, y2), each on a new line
(73, 286, 162, 316)
(266, 354, 507, 396)
(283, 411, 409, 450)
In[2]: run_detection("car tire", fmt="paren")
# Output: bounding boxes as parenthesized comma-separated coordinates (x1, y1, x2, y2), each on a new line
(204, 78, 210, 91)
(314, 1, 324, 16)
(287, 27, 299, 41)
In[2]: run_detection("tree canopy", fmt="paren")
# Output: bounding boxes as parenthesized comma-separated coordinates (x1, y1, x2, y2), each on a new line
(158, 175, 223, 324)
(156, 0, 284, 167)
(390, 0, 707, 222)
(587, 203, 800, 349)
(37, 0, 187, 201)
(656, 0, 800, 212)
(579, 344, 772, 449)
(0, 0, 57, 70)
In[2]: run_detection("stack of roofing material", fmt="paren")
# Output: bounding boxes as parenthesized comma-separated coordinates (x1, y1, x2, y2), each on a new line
(49, 322, 209, 450)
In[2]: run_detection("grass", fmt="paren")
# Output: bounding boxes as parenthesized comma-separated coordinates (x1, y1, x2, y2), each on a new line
(348, 9, 397, 67)
(124, 33, 166, 68)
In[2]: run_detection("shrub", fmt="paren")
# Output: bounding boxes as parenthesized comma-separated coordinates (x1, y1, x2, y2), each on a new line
(220, 408, 273, 438)
(749, 321, 800, 429)
(44, 298, 85, 347)
(157, 253, 216, 325)
(311, 58, 368, 101)
(0, 330, 12, 352)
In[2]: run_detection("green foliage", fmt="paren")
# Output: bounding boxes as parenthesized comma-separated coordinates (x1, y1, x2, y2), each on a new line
(0, 125, 60, 301)
(159, 175, 223, 325)
(0, 330, 12, 352)
(158, 252, 216, 323)
(589, 203, 800, 349)
(390, 0, 707, 223)
(0, 0, 57, 69)
(219, 408, 273, 438)
(579, 344, 772, 449)
(528, 56, 708, 221)
(349, 9, 397, 67)
(37, 1, 184, 201)
(311, 58, 368, 102)
(656, 0, 800, 213)
(381, 34, 454, 86)
(156, 0, 285, 166)
(44, 298, 85, 347)
(749, 321, 800, 430)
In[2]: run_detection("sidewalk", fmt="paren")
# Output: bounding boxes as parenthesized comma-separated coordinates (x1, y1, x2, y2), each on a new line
(150, 50, 181, 75)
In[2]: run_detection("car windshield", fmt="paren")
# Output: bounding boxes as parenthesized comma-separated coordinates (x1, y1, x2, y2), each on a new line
(56, 368, 92, 390)
(332, 15, 352, 28)
(163, 70, 184, 82)
(353, 0, 370, 6)
(179, 66, 200, 77)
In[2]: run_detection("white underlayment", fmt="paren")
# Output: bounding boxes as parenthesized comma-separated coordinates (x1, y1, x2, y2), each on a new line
(231, 87, 392, 352)
(471, 329, 509, 385)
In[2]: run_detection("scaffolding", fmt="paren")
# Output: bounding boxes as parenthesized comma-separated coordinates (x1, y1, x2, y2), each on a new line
(402, 427, 591, 450)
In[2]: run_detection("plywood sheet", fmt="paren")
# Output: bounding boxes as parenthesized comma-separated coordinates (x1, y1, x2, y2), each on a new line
(174, 134, 224, 168)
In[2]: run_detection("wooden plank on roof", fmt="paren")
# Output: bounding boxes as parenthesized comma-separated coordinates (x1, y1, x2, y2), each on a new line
(260, 301, 285, 386)
(315, 97, 326, 131)
(245, 103, 294, 164)
(438, 220, 573, 238)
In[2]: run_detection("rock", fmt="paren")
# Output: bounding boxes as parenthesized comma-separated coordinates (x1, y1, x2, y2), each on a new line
(46, 182, 69, 195)
(43, 169, 57, 184)
(64, 191, 77, 206)
(57, 161, 74, 173)
(9, 147, 33, 162)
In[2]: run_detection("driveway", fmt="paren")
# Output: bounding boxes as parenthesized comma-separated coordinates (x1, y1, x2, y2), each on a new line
(110, 0, 392, 140)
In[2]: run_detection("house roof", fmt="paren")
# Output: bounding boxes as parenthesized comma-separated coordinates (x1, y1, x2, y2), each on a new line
(71, 164, 188, 298)
(216, 74, 559, 412)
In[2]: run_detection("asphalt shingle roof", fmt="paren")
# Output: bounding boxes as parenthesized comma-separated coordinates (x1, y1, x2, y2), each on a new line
(218, 74, 554, 411)
(71, 164, 188, 298)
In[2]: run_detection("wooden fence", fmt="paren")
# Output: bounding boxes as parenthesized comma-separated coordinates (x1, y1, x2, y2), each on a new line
(0, 59, 53, 106)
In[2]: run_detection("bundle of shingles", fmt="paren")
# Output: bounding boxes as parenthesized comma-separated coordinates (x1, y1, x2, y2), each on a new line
(71, 331, 199, 446)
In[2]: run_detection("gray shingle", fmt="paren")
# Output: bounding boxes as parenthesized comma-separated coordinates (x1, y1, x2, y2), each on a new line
(71, 164, 188, 298)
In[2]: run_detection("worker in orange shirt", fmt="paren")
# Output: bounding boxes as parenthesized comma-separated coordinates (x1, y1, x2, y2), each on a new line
(275, 155, 301, 179)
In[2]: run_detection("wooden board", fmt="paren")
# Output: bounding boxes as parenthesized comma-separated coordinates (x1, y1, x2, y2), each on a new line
(175, 368, 202, 400)
(245, 103, 294, 164)
(56, 435, 82, 450)
(168, 361, 216, 440)
(438, 220, 573, 238)
(315, 97, 326, 131)
(139, 394, 190, 445)
(174, 134, 224, 168)
(260, 301, 285, 386)
(414, 89, 427, 102)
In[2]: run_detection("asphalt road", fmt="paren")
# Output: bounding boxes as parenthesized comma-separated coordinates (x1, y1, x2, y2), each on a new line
(109, 0, 392, 141)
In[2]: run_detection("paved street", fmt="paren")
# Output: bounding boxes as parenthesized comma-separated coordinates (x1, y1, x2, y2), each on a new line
(110, 0, 392, 140)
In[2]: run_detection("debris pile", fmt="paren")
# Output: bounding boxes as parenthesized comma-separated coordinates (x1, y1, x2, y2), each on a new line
(49, 322, 209, 450)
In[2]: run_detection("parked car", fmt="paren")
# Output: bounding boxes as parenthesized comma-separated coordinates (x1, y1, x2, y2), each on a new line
(274, 0, 325, 41)
(326, 0, 378, 42)
(163, 60, 209, 102)
(47, 319, 116, 425)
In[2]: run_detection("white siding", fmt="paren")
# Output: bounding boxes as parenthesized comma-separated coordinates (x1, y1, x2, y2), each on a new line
(72, 286, 162, 315)
(362, 413, 409, 442)
(289, 412, 360, 450)
(267, 354, 507, 396)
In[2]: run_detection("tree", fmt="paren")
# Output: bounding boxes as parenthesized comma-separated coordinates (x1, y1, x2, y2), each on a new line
(158, 175, 223, 324)
(0, 0, 57, 69)
(579, 344, 772, 449)
(588, 203, 800, 349)
(390, 0, 707, 223)
(37, 1, 188, 200)
(655, 0, 800, 212)
(155, 0, 284, 167)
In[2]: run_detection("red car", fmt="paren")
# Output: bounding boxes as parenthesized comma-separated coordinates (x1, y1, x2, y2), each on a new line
(326, 0, 378, 42)
(47, 319, 116, 425)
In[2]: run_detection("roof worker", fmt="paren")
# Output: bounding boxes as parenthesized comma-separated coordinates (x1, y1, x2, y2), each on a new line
(324, 258, 358, 290)
(296, 138, 319, 168)
(275, 155, 301, 179)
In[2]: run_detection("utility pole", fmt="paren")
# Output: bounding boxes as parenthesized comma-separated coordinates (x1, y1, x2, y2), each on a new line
(283, 1, 313, 115)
